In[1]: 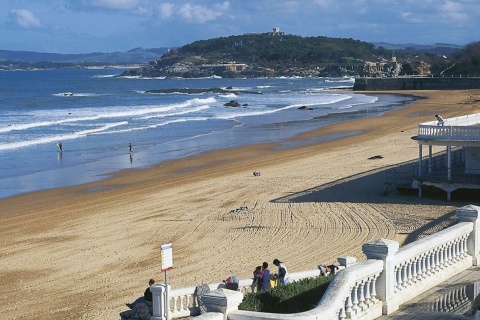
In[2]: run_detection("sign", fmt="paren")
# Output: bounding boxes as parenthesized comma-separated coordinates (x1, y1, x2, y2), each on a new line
(160, 243, 173, 271)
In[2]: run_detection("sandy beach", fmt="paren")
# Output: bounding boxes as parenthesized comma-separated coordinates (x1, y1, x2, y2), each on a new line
(1, 89, 479, 320)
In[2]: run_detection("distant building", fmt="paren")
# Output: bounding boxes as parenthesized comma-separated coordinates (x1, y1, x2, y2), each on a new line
(246, 27, 285, 36)
(198, 63, 247, 74)
(268, 27, 285, 36)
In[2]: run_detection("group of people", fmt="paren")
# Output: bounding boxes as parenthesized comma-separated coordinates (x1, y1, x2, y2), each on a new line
(252, 259, 289, 291)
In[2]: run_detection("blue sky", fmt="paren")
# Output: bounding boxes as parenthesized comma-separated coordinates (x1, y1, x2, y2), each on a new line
(1, 0, 479, 54)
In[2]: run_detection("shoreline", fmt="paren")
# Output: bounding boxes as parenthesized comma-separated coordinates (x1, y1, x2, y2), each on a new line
(1, 89, 480, 320)
(0, 91, 415, 201)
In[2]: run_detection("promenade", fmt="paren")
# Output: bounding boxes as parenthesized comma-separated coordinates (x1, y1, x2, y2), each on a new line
(377, 265, 480, 319)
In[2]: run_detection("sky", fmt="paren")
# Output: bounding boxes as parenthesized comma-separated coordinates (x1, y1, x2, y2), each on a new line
(1, 0, 479, 54)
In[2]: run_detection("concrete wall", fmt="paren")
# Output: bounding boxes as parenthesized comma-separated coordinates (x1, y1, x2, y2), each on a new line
(353, 77, 480, 91)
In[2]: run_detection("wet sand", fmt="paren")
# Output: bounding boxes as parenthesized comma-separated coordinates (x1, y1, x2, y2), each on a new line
(1, 90, 479, 319)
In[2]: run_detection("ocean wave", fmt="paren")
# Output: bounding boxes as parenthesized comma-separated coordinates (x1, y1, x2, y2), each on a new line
(0, 97, 217, 134)
(0, 121, 128, 151)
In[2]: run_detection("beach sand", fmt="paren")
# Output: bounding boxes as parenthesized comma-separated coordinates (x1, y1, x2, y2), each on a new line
(1, 90, 479, 320)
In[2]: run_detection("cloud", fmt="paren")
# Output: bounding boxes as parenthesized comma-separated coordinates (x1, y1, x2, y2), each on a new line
(9, 9, 43, 29)
(88, 0, 140, 10)
(177, 1, 230, 23)
(157, 2, 174, 19)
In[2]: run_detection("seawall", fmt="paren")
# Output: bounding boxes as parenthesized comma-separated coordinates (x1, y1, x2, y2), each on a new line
(353, 77, 480, 91)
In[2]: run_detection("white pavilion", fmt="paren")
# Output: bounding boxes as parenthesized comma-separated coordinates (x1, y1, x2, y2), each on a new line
(412, 112, 480, 201)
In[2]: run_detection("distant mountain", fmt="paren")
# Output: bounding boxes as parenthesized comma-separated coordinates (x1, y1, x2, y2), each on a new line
(0, 47, 172, 64)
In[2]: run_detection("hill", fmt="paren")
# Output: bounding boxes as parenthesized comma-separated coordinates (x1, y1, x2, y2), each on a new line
(0, 47, 171, 70)
(120, 33, 393, 78)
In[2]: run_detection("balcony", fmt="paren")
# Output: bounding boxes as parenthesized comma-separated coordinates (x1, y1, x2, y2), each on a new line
(417, 112, 480, 143)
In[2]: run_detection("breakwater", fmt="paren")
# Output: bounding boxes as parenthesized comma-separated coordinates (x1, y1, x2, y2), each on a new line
(353, 76, 480, 91)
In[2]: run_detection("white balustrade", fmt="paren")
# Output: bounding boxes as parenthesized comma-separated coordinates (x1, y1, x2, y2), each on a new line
(417, 112, 480, 141)
(149, 205, 480, 320)
(228, 260, 384, 320)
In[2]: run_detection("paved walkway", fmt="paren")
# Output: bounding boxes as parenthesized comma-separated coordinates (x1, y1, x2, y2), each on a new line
(376, 265, 480, 319)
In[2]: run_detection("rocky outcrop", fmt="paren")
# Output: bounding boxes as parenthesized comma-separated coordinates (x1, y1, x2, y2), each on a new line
(223, 100, 241, 107)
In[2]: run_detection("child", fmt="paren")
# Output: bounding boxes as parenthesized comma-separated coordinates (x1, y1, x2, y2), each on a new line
(251, 266, 263, 291)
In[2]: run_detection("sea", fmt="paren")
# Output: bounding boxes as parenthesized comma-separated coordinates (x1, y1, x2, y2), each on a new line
(0, 68, 413, 199)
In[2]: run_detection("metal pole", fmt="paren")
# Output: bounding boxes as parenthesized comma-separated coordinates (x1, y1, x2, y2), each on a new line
(165, 271, 169, 320)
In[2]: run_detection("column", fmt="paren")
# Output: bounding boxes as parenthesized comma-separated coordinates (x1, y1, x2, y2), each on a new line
(456, 204, 480, 265)
(362, 239, 400, 314)
(447, 146, 451, 181)
(418, 144, 423, 176)
(428, 145, 432, 173)
(150, 284, 169, 320)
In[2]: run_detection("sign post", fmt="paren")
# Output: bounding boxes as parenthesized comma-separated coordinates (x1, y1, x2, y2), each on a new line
(160, 243, 173, 320)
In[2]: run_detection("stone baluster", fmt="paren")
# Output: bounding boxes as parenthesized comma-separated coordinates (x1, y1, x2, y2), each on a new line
(411, 258, 418, 283)
(434, 248, 441, 271)
(401, 263, 408, 288)
(345, 290, 353, 319)
(447, 291, 453, 311)
(364, 278, 372, 307)
(406, 260, 413, 285)
(425, 251, 432, 274)
(339, 298, 347, 320)
(357, 281, 366, 310)
(439, 245, 446, 269)
(420, 254, 427, 279)
(351, 282, 359, 315)
(370, 275, 378, 303)
(461, 285, 467, 301)
(446, 241, 453, 264)
(415, 256, 423, 280)
(395, 266, 402, 291)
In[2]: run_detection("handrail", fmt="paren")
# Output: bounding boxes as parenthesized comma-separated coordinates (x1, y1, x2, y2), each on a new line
(229, 260, 384, 320)
(166, 269, 322, 318)
(149, 205, 480, 320)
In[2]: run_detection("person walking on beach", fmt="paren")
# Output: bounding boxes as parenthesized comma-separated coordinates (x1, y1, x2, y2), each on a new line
(258, 262, 270, 291)
(56, 141, 63, 152)
(273, 259, 289, 286)
(435, 114, 444, 126)
(129, 143, 133, 154)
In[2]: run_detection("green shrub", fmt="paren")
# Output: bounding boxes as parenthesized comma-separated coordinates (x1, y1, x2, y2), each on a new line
(238, 275, 333, 313)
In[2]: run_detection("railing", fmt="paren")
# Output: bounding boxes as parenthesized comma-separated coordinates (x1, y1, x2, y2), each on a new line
(159, 269, 322, 319)
(418, 112, 480, 141)
(390, 223, 473, 309)
(229, 260, 384, 320)
(149, 204, 480, 320)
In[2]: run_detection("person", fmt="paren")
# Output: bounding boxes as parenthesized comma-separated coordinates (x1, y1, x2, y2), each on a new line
(435, 114, 444, 126)
(258, 262, 270, 291)
(57, 141, 63, 152)
(126, 278, 155, 309)
(129, 143, 133, 154)
(251, 265, 263, 291)
(273, 258, 289, 286)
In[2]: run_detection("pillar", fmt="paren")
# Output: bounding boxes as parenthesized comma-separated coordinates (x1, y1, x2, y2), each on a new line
(150, 284, 169, 320)
(418, 144, 423, 176)
(428, 145, 432, 173)
(447, 146, 452, 181)
(362, 239, 400, 315)
(456, 205, 480, 265)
